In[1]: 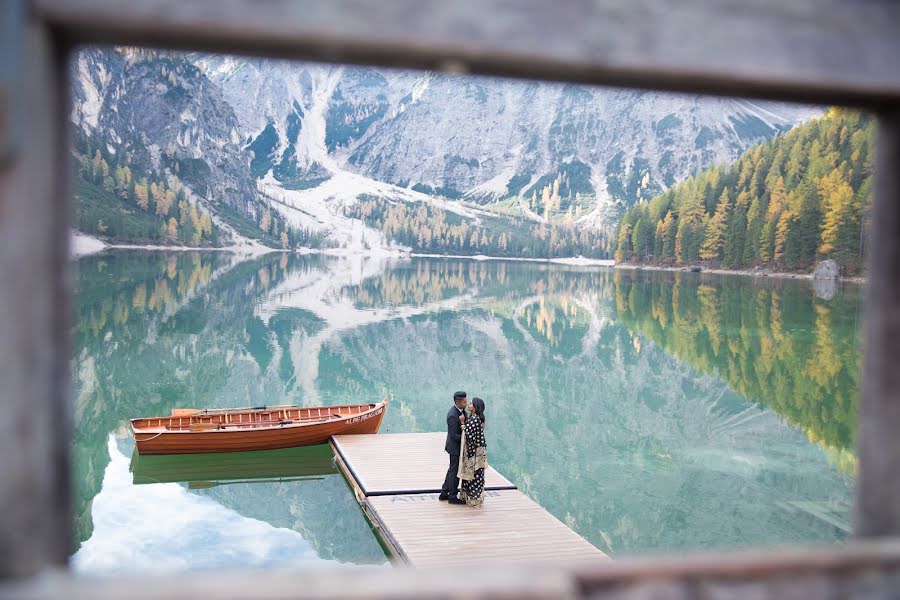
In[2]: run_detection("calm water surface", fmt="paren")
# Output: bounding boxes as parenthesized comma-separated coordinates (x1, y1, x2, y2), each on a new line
(71, 252, 860, 574)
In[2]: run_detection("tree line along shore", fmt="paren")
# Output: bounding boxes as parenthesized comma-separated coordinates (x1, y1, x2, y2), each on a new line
(613, 109, 872, 278)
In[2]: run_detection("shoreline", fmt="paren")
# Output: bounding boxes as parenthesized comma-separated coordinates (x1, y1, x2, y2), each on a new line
(72, 235, 862, 283)
(70, 231, 277, 259)
(409, 252, 615, 267)
(613, 263, 865, 284)
(72, 233, 618, 267)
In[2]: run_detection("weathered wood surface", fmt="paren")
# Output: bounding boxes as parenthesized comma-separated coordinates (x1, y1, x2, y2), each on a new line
(32, 0, 900, 105)
(3, 540, 900, 598)
(572, 538, 900, 586)
(0, 0, 24, 166)
(331, 432, 514, 495)
(0, 566, 578, 599)
(4, 0, 900, 595)
(331, 432, 607, 566)
(0, 18, 71, 578)
(855, 109, 900, 538)
(366, 490, 606, 567)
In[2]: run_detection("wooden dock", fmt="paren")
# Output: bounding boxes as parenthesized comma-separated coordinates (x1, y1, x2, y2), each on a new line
(330, 432, 608, 567)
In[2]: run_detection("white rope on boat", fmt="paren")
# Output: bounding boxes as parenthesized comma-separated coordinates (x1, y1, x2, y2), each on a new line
(137, 431, 167, 443)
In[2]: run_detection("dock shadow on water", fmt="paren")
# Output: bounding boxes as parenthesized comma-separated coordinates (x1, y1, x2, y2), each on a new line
(71, 251, 860, 573)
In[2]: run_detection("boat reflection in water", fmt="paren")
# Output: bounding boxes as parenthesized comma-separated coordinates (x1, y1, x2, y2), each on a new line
(130, 444, 337, 489)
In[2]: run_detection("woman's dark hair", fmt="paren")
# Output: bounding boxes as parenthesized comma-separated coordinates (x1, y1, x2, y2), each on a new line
(472, 397, 486, 424)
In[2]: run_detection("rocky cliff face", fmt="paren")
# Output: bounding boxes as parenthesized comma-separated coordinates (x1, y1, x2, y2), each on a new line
(72, 48, 820, 248)
(198, 55, 818, 227)
(71, 49, 266, 230)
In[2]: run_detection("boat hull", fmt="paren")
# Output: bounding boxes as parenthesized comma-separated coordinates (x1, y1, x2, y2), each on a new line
(133, 403, 386, 455)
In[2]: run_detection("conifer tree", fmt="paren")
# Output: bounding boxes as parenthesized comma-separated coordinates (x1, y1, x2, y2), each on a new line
(724, 191, 749, 267)
(700, 189, 730, 261)
(632, 218, 649, 260)
(675, 193, 704, 264)
(654, 219, 665, 258)
(818, 168, 859, 269)
(743, 194, 767, 265)
(166, 217, 179, 240)
(612, 109, 872, 272)
(615, 222, 632, 263)
(759, 177, 787, 264)
(134, 180, 149, 211)
(662, 211, 677, 258)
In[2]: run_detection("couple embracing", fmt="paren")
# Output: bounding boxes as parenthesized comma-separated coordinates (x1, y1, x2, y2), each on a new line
(439, 390, 487, 507)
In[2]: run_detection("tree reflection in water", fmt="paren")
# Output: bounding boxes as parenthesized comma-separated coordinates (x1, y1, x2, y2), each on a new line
(73, 254, 858, 566)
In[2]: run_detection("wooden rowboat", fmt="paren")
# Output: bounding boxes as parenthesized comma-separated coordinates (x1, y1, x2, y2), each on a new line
(131, 401, 387, 455)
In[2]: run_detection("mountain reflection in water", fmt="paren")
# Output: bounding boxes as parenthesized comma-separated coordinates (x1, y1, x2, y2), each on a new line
(72, 252, 858, 571)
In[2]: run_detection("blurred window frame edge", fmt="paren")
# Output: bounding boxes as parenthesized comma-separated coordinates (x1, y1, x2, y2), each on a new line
(2, 0, 900, 596)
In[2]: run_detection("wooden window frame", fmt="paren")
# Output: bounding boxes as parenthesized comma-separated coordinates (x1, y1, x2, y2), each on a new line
(2, 0, 899, 596)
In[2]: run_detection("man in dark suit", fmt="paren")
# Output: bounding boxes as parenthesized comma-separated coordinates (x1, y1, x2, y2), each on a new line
(439, 390, 468, 504)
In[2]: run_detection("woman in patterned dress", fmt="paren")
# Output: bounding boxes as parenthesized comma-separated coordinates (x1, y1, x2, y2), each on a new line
(458, 397, 487, 507)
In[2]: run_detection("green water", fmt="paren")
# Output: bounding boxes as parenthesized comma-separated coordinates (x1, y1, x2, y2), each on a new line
(70, 252, 859, 574)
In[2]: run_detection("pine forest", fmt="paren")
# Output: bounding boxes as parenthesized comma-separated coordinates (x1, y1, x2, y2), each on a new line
(614, 109, 873, 275)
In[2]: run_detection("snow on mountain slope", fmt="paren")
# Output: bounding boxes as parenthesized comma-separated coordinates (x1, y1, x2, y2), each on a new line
(199, 56, 819, 231)
(73, 48, 821, 252)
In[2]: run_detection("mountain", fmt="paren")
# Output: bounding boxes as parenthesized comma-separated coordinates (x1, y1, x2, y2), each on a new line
(613, 109, 873, 275)
(72, 50, 256, 214)
(199, 55, 818, 226)
(72, 253, 853, 558)
(71, 48, 819, 254)
(72, 49, 267, 247)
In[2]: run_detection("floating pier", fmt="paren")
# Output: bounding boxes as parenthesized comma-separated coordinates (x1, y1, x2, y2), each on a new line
(330, 432, 608, 567)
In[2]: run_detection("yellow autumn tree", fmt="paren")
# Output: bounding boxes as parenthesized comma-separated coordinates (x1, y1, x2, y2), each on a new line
(134, 180, 149, 211)
(773, 208, 794, 267)
(818, 168, 855, 255)
(700, 189, 730, 261)
(167, 217, 179, 241)
(149, 182, 160, 208)
(614, 223, 632, 263)
(190, 205, 202, 245)
(158, 190, 175, 217)
(199, 212, 213, 239)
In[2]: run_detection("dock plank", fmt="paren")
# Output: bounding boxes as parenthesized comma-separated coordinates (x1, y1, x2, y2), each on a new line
(331, 432, 515, 495)
(367, 491, 604, 567)
(331, 433, 608, 566)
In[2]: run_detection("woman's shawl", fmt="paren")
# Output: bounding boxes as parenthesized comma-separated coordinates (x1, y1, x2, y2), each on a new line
(457, 417, 487, 481)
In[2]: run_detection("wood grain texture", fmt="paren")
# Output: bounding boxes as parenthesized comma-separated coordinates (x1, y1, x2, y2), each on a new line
(0, 565, 578, 599)
(4, 541, 900, 598)
(134, 403, 386, 454)
(332, 432, 514, 494)
(367, 490, 607, 567)
(32, 0, 900, 105)
(0, 0, 24, 166)
(855, 109, 900, 538)
(332, 432, 605, 567)
(0, 19, 70, 577)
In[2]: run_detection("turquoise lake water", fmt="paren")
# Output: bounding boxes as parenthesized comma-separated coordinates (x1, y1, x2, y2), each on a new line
(70, 252, 859, 573)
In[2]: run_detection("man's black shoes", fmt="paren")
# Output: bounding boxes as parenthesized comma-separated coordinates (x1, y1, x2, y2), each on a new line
(447, 497, 465, 505)
(438, 493, 449, 501)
